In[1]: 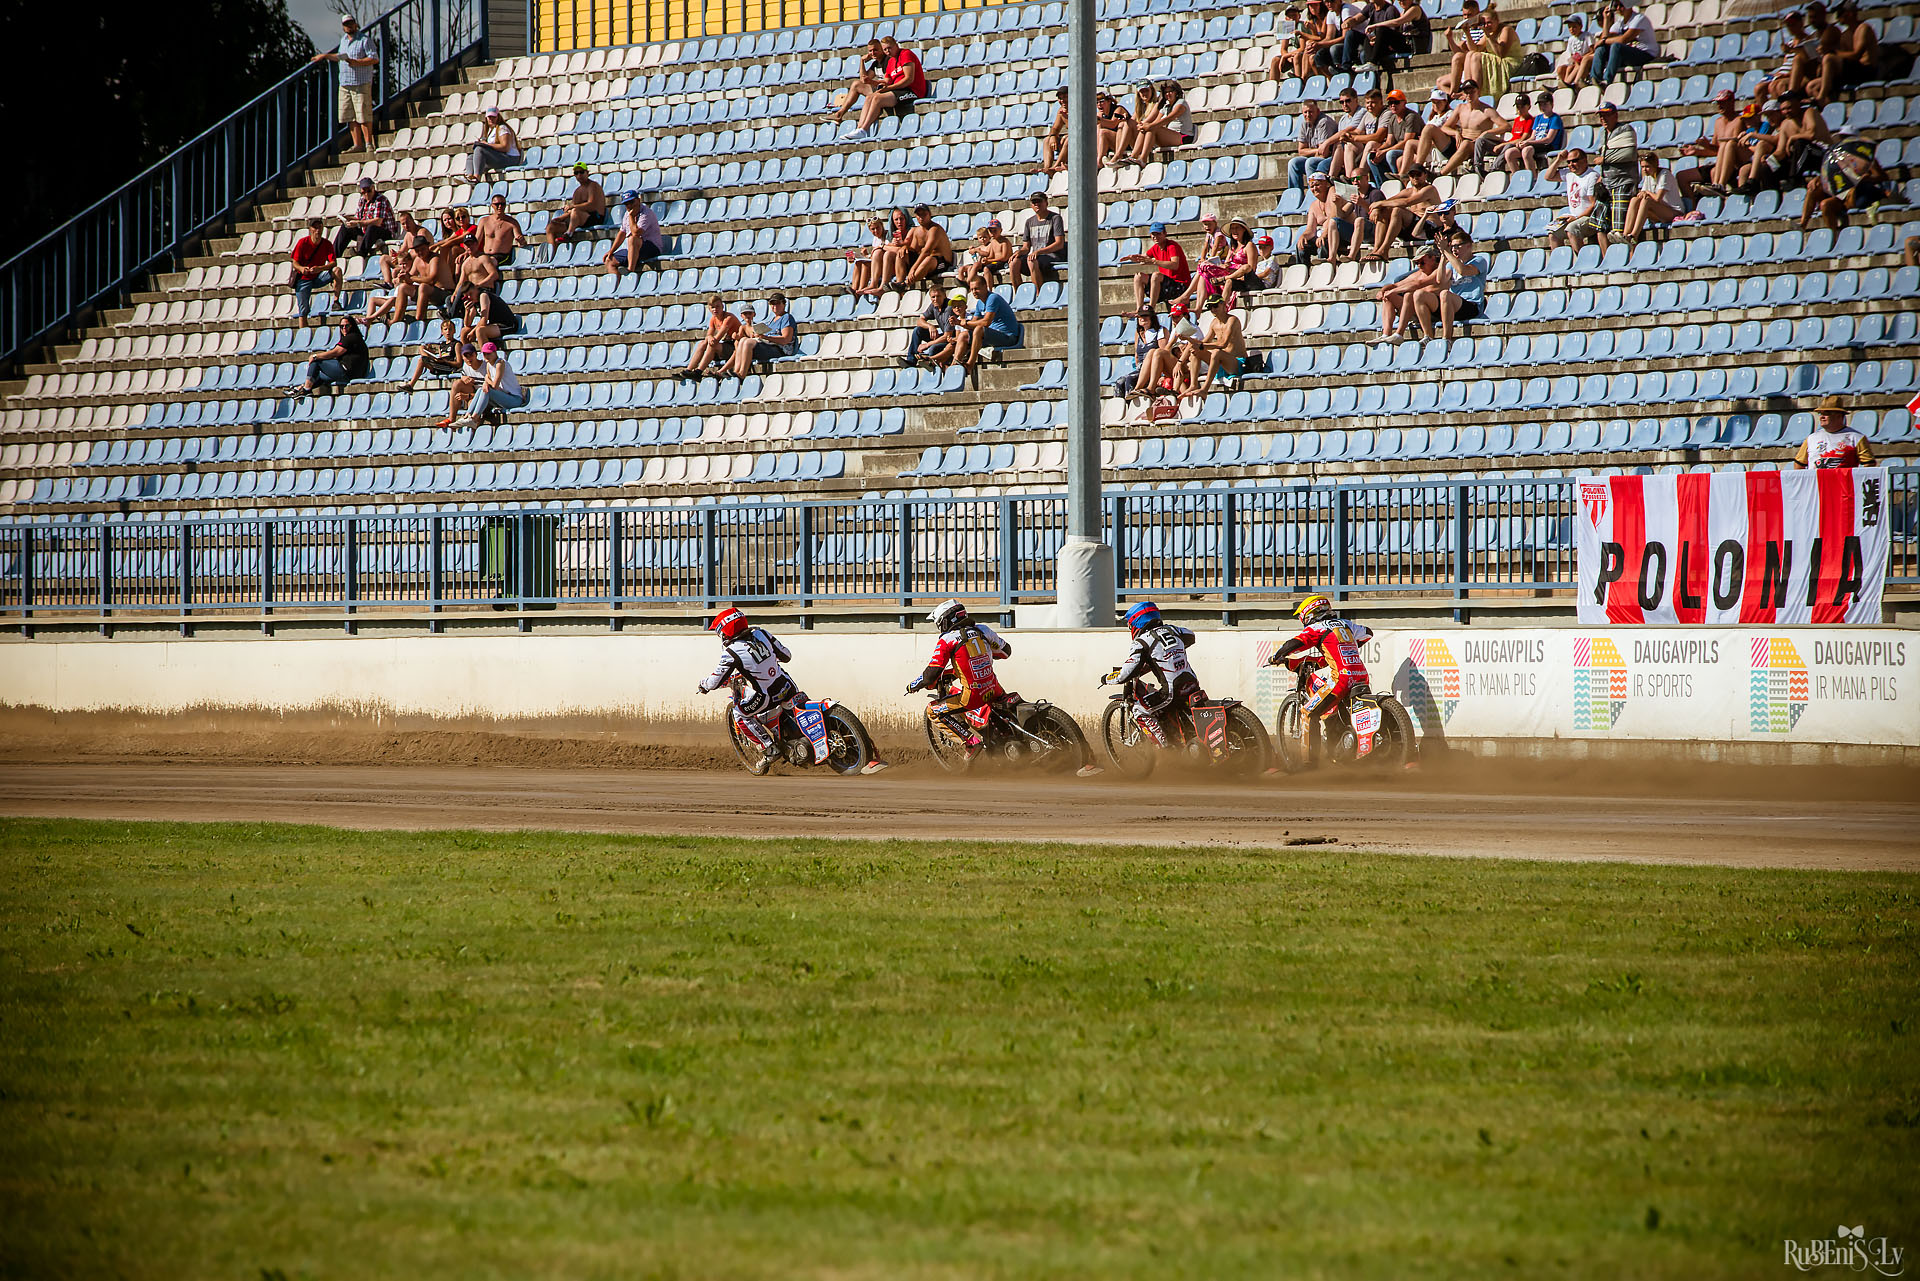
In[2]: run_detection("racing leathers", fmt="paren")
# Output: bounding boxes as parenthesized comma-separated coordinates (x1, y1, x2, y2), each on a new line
(1272, 615, 1374, 746)
(698, 626, 803, 752)
(1113, 622, 1205, 744)
(908, 621, 1011, 747)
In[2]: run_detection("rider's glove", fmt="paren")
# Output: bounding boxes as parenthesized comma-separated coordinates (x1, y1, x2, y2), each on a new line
(904, 677, 923, 694)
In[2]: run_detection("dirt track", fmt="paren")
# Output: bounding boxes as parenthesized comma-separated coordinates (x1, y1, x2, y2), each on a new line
(2, 757, 1915, 871)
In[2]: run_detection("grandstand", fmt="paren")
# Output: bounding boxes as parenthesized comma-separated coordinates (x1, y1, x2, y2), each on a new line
(0, 0, 1915, 613)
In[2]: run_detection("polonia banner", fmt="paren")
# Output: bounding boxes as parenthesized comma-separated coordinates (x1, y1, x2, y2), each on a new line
(1575, 469, 1890, 625)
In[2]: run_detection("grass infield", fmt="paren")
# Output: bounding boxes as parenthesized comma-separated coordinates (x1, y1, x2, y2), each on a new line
(1, 818, 1915, 1280)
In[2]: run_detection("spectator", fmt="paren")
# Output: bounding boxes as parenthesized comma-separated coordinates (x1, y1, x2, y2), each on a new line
(1783, 4, 1833, 97)
(475, 194, 528, 265)
(433, 206, 479, 267)
(839, 34, 926, 141)
(1764, 10, 1814, 98)
(1333, 0, 1384, 72)
(374, 211, 423, 288)
(1296, 173, 1357, 265)
(1220, 218, 1261, 297)
(297, 316, 368, 397)
(1375, 89, 1421, 181)
(1441, 0, 1486, 92)
(1593, 102, 1639, 233)
(1470, 9, 1521, 98)
(1363, 164, 1439, 259)
(1674, 91, 1747, 199)
(440, 344, 485, 426)
(1557, 14, 1596, 88)
(1592, 0, 1659, 87)
(1375, 243, 1445, 341)
(1114, 306, 1168, 405)
(1295, 0, 1345, 77)
(1192, 215, 1254, 303)
(903, 281, 954, 366)
(461, 278, 520, 348)
(458, 343, 525, 427)
(1191, 211, 1229, 290)
(1795, 396, 1874, 468)
(1094, 90, 1132, 166)
(874, 208, 915, 294)
(921, 296, 972, 370)
(1127, 221, 1192, 310)
(1110, 82, 1159, 162)
(1477, 89, 1533, 175)
(1621, 154, 1685, 241)
(1802, 140, 1891, 231)
(1165, 301, 1204, 393)
(400, 318, 461, 391)
(334, 177, 396, 260)
(828, 38, 888, 125)
(727, 294, 799, 378)
(358, 229, 430, 326)
(1039, 87, 1070, 175)
(288, 216, 338, 327)
(678, 296, 744, 381)
(1433, 228, 1483, 339)
(1322, 87, 1371, 179)
(957, 219, 1013, 290)
(1191, 295, 1248, 400)
(1008, 191, 1065, 289)
(546, 163, 608, 250)
(1500, 91, 1563, 171)
(1288, 100, 1342, 188)
(1809, 1, 1877, 104)
(1269, 5, 1307, 81)
(901, 205, 955, 289)
(1336, 88, 1391, 181)
(1432, 81, 1504, 177)
(1737, 96, 1822, 193)
(313, 13, 379, 153)
(411, 231, 457, 324)
(1545, 147, 1607, 252)
(1128, 80, 1194, 166)
(604, 190, 664, 276)
(849, 215, 891, 297)
(467, 107, 521, 178)
(1364, 0, 1432, 71)
(958, 276, 1023, 369)
(451, 245, 502, 321)
(1248, 233, 1283, 291)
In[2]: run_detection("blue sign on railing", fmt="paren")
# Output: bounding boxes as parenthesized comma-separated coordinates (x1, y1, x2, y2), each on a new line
(0, 0, 485, 372)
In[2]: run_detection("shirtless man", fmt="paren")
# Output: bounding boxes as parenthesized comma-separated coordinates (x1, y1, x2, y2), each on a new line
(1364, 163, 1439, 258)
(901, 205, 955, 288)
(476, 194, 528, 265)
(1808, 0, 1877, 103)
(1192, 296, 1246, 400)
(1739, 91, 1828, 192)
(1673, 89, 1748, 198)
(1375, 244, 1445, 341)
(1039, 87, 1070, 174)
(546, 163, 608, 249)
(451, 247, 501, 319)
(1430, 81, 1503, 176)
(678, 296, 743, 380)
(412, 234, 457, 324)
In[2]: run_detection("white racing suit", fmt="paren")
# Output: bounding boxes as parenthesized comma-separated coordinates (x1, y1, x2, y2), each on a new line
(1113, 623, 1205, 745)
(698, 626, 803, 753)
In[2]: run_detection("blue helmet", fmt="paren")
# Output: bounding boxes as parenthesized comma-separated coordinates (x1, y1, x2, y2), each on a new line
(1124, 602, 1161, 635)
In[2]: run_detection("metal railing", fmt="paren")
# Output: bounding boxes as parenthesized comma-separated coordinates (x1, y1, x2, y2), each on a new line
(528, 0, 1018, 52)
(5, 472, 1913, 624)
(0, 0, 486, 373)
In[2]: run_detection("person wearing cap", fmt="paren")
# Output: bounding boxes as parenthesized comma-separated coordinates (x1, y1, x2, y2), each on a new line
(1795, 397, 1876, 469)
(1503, 91, 1563, 173)
(439, 343, 487, 426)
(1287, 101, 1341, 189)
(1008, 191, 1066, 290)
(1364, 0, 1433, 71)
(476, 193, 528, 265)
(680, 295, 745, 381)
(1376, 90, 1421, 182)
(1674, 89, 1747, 200)
(957, 273, 1023, 370)
(1296, 173, 1357, 266)
(902, 205, 956, 290)
(333, 177, 396, 261)
(1094, 89, 1132, 167)
(837, 34, 927, 141)
(457, 342, 526, 428)
(467, 107, 522, 179)
(604, 191, 664, 277)
(1125, 222, 1192, 311)
(1039, 87, 1071, 175)
(1191, 295, 1248, 401)
(545, 163, 608, 251)
(1268, 5, 1307, 81)
(1374, 243, 1445, 342)
(1249, 232, 1283, 289)
(903, 280, 956, 367)
(1741, 89, 1832, 194)
(1127, 80, 1194, 166)
(730, 293, 799, 378)
(1544, 147, 1607, 253)
(288, 216, 339, 328)
(313, 13, 380, 153)
(1429, 81, 1503, 178)
(1557, 13, 1596, 88)
(1363, 163, 1438, 260)
(1592, 0, 1659, 87)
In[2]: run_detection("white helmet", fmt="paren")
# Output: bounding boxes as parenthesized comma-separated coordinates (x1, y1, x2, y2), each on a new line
(928, 599, 968, 632)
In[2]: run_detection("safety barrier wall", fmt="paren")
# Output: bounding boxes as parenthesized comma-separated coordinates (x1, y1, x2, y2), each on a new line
(6, 472, 1916, 619)
(2, 625, 1913, 748)
(0, 0, 485, 371)
(529, 0, 1020, 52)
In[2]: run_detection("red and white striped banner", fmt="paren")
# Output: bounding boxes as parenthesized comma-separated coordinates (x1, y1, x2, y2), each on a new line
(1575, 469, 1890, 625)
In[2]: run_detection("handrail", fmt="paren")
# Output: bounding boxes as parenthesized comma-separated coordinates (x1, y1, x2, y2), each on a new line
(0, 0, 486, 373)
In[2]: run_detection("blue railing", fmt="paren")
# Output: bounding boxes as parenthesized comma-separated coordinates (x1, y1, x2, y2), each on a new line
(0, 0, 486, 373)
(4, 471, 1914, 622)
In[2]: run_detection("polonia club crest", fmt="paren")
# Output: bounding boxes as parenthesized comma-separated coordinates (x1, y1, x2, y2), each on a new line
(1580, 481, 1609, 527)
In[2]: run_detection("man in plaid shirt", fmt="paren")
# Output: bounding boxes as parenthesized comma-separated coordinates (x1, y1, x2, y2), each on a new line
(333, 177, 398, 259)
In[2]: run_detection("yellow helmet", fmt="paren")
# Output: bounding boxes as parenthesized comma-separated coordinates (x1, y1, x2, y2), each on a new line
(1294, 594, 1333, 624)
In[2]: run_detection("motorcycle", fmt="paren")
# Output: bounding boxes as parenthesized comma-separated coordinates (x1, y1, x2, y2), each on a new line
(1272, 655, 1417, 772)
(1098, 671, 1273, 780)
(725, 676, 884, 776)
(916, 675, 1094, 774)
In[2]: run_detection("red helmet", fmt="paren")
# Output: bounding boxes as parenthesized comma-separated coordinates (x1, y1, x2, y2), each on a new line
(710, 606, 750, 641)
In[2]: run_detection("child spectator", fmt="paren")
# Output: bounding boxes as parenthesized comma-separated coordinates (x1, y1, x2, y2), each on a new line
(849, 216, 891, 297)
(727, 296, 800, 378)
(1557, 14, 1596, 87)
(288, 217, 338, 327)
(1502, 92, 1563, 171)
(1487, 92, 1536, 173)
(958, 220, 1013, 290)
(400, 318, 461, 391)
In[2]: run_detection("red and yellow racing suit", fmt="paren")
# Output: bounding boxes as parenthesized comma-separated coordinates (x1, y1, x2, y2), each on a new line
(1275, 616, 1374, 721)
(913, 622, 1011, 743)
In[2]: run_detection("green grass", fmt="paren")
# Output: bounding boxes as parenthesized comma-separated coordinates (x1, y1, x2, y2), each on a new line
(1, 819, 1916, 1280)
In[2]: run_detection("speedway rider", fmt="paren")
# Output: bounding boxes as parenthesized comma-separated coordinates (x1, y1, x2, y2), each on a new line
(906, 599, 1011, 759)
(1266, 594, 1372, 765)
(697, 606, 805, 766)
(1102, 601, 1205, 746)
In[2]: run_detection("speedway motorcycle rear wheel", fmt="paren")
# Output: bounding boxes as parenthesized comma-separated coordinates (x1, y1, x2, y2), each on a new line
(1220, 704, 1274, 779)
(1025, 706, 1091, 774)
(1272, 694, 1311, 774)
(1099, 700, 1157, 780)
(1366, 696, 1417, 771)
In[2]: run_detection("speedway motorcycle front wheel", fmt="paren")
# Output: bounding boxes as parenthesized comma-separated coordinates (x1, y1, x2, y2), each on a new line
(1099, 700, 1157, 780)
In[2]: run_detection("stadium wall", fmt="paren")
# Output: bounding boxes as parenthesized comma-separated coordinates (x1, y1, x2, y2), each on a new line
(1, 627, 1913, 755)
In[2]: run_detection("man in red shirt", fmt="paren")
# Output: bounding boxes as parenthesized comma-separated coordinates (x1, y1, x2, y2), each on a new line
(288, 217, 339, 328)
(1126, 221, 1191, 311)
(840, 35, 928, 141)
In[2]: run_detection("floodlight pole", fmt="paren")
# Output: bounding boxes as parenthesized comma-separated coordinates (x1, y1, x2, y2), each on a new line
(1053, 0, 1116, 628)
